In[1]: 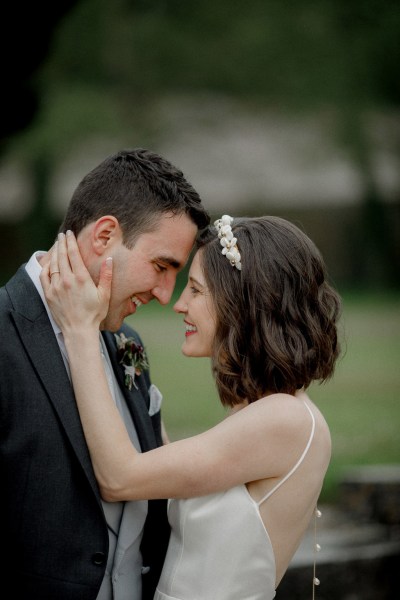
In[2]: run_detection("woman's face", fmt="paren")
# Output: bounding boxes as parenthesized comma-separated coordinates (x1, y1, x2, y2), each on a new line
(173, 250, 216, 357)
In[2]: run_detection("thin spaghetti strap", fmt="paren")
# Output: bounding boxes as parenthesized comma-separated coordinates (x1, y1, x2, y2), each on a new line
(257, 401, 316, 507)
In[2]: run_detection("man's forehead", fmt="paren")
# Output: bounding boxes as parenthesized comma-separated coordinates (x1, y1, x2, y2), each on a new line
(136, 214, 196, 263)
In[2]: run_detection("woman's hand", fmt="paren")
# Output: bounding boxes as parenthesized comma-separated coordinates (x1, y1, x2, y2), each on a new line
(40, 230, 112, 333)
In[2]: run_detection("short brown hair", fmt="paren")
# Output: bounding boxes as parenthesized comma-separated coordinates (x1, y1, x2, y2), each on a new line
(197, 216, 341, 406)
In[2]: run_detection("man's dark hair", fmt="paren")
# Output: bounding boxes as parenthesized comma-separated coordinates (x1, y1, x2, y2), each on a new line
(60, 148, 210, 246)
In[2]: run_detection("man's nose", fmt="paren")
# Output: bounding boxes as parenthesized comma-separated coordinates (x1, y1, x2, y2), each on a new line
(152, 275, 176, 305)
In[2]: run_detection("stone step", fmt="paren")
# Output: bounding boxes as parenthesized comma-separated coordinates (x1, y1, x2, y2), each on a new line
(339, 464, 400, 526)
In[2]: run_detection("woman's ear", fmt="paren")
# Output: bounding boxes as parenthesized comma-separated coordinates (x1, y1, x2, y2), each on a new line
(91, 216, 121, 256)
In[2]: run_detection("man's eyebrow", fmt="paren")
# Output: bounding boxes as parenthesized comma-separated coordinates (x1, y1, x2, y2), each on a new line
(157, 255, 181, 269)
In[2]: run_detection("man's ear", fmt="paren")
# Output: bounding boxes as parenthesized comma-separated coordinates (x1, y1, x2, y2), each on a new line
(91, 216, 122, 256)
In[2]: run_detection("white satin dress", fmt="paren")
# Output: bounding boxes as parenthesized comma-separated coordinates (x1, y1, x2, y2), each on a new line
(154, 403, 315, 600)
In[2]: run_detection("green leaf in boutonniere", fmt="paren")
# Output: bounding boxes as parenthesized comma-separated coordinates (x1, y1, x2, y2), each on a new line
(114, 332, 149, 390)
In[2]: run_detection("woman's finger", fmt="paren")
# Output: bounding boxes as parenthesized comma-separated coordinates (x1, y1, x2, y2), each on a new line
(65, 230, 88, 277)
(41, 232, 112, 331)
(98, 257, 113, 307)
(49, 239, 61, 280)
(56, 232, 72, 277)
(40, 257, 51, 292)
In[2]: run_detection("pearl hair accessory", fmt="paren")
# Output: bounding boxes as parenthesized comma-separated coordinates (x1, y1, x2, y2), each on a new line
(213, 214, 242, 271)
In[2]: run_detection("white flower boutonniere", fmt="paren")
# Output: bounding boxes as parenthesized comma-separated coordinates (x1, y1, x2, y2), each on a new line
(115, 332, 149, 390)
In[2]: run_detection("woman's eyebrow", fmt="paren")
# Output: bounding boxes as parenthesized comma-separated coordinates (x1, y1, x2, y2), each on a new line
(189, 275, 204, 288)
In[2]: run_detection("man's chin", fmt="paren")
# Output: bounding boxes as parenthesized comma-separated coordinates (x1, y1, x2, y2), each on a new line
(100, 316, 124, 332)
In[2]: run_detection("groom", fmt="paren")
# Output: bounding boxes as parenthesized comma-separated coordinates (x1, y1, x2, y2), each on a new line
(0, 148, 210, 600)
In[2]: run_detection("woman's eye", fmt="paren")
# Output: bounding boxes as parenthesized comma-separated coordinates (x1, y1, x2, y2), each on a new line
(190, 286, 200, 295)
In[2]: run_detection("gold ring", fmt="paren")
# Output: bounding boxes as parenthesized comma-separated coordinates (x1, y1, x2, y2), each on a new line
(50, 270, 60, 277)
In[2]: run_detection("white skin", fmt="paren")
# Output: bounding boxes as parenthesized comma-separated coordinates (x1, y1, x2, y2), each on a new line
(41, 231, 331, 586)
(39, 212, 198, 331)
(173, 251, 216, 358)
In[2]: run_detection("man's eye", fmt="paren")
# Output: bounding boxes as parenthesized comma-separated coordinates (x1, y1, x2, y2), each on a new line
(156, 264, 167, 272)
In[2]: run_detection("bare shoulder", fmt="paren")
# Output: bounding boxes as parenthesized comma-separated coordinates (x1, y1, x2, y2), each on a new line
(235, 392, 331, 466)
(295, 390, 332, 467)
(240, 392, 318, 432)
(252, 391, 329, 430)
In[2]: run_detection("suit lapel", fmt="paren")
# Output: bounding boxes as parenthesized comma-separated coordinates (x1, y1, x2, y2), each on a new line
(102, 330, 157, 452)
(7, 268, 100, 497)
(102, 330, 159, 562)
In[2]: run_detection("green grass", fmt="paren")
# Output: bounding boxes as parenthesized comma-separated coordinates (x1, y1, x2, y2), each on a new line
(128, 290, 400, 502)
(309, 291, 400, 500)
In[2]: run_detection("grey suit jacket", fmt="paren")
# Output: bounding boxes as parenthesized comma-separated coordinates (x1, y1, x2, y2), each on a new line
(0, 266, 170, 600)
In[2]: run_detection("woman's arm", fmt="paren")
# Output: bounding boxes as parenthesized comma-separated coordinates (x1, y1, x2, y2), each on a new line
(41, 232, 314, 502)
(40, 232, 144, 499)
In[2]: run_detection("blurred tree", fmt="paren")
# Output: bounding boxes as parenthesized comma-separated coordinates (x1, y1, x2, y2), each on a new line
(124, 0, 400, 285)
(0, 2, 79, 150)
(2, 0, 399, 285)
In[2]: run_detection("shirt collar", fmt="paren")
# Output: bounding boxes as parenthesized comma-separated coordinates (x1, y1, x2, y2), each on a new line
(25, 251, 62, 336)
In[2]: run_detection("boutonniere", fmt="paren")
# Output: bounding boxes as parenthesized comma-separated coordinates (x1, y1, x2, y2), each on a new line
(114, 332, 149, 390)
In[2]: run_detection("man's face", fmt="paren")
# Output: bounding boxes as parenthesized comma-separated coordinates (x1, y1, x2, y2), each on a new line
(95, 212, 198, 331)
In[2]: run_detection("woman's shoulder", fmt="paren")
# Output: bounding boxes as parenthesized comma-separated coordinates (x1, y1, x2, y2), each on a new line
(249, 390, 328, 424)
(241, 391, 314, 427)
(235, 391, 330, 456)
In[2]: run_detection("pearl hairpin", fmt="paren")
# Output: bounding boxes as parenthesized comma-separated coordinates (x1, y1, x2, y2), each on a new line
(213, 214, 242, 271)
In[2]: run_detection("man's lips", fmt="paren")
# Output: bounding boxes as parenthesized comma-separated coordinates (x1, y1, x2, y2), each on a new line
(127, 295, 144, 315)
(131, 295, 143, 308)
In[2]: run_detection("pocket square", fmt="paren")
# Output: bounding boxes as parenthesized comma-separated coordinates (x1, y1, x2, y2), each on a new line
(148, 384, 163, 416)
